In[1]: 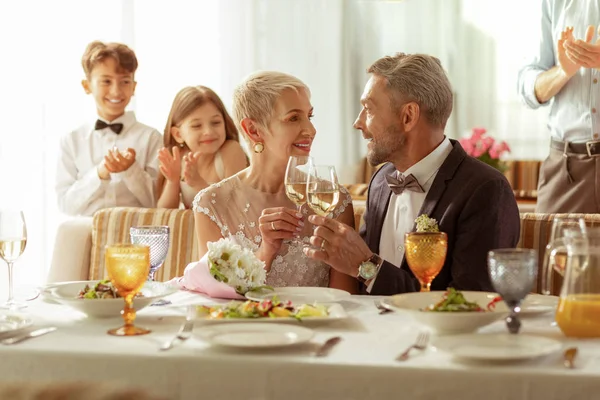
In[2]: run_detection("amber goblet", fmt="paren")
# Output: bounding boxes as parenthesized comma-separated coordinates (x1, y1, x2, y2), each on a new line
(105, 244, 151, 336)
(404, 232, 448, 292)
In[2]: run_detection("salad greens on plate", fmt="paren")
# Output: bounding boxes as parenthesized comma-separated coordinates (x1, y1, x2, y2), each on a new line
(197, 296, 329, 320)
(424, 288, 501, 312)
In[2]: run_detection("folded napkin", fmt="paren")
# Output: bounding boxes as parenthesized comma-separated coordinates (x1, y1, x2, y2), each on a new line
(168, 252, 245, 300)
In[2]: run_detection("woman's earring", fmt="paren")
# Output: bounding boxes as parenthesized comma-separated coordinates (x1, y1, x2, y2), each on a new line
(253, 142, 264, 154)
(178, 142, 185, 148)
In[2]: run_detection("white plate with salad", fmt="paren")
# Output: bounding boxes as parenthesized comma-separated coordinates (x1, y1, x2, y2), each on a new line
(43, 280, 178, 318)
(244, 287, 351, 304)
(382, 289, 507, 334)
(191, 297, 348, 324)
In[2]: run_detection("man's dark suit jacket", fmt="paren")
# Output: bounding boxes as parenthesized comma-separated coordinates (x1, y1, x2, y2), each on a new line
(360, 139, 520, 295)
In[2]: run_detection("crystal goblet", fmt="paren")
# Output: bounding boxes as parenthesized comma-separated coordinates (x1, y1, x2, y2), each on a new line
(404, 232, 448, 292)
(130, 226, 170, 281)
(488, 248, 538, 334)
(105, 244, 151, 336)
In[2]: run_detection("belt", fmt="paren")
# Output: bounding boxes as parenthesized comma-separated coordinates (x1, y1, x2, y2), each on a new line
(551, 138, 600, 157)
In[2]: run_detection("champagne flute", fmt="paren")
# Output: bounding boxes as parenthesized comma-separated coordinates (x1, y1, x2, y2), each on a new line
(285, 156, 313, 246)
(306, 165, 340, 218)
(285, 155, 313, 213)
(105, 244, 151, 336)
(0, 210, 27, 310)
(404, 232, 448, 292)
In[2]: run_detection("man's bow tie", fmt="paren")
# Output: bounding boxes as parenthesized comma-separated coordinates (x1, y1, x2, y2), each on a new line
(95, 119, 124, 134)
(385, 173, 425, 195)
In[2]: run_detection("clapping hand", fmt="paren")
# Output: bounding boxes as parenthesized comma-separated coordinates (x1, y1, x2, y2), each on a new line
(182, 151, 203, 189)
(564, 25, 600, 69)
(103, 147, 136, 174)
(257, 207, 304, 261)
(558, 26, 582, 76)
(158, 146, 182, 183)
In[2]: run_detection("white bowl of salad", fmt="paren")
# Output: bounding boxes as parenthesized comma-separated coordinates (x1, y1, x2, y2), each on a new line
(43, 280, 179, 318)
(381, 289, 507, 334)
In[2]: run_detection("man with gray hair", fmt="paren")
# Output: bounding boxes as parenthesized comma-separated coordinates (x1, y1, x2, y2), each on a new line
(305, 53, 521, 295)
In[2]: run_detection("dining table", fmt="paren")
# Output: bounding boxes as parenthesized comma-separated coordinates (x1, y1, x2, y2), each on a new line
(0, 290, 599, 400)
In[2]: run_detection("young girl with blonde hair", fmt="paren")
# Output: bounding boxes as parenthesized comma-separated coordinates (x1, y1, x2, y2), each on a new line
(157, 86, 247, 209)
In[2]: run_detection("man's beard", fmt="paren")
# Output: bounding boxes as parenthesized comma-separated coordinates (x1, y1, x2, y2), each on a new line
(366, 125, 405, 166)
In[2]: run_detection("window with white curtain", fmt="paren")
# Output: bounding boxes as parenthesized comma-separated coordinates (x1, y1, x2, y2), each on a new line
(0, 0, 550, 292)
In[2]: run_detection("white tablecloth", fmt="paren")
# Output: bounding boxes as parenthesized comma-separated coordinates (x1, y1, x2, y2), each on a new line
(0, 292, 598, 400)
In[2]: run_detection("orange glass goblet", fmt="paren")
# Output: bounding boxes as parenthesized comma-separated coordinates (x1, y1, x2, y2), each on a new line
(404, 232, 448, 292)
(105, 244, 151, 336)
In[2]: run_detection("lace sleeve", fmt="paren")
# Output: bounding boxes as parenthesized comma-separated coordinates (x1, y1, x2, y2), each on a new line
(332, 185, 352, 218)
(192, 184, 229, 238)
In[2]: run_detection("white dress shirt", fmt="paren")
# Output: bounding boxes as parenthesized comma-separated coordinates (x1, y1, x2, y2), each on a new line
(368, 138, 453, 291)
(518, 0, 600, 143)
(55, 111, 163, 216)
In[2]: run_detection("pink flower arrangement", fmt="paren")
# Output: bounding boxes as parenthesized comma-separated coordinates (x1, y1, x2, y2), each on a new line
(459, 127, 510, 172)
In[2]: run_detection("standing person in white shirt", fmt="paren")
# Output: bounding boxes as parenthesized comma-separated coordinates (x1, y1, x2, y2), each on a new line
(55, 41, 162, 216)
(305, 53, 520, 295)
(518, 0, 600, 213)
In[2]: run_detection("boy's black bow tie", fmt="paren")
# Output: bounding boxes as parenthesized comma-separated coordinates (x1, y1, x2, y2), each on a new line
(95, 119, 124, 134)
(385, 173, 425, 195)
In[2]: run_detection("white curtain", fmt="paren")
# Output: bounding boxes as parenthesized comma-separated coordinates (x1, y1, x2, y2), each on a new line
(455, 0, 550, 159)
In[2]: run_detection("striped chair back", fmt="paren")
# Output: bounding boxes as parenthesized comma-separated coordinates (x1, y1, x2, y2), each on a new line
(89, 207, 198, 282)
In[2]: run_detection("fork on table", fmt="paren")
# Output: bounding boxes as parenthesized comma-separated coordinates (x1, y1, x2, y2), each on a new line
(159, 318, 194, 351)
(396, 331, 429, 361)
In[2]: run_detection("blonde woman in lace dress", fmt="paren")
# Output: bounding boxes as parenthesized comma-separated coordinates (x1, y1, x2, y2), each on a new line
(192, 71, 357, 292)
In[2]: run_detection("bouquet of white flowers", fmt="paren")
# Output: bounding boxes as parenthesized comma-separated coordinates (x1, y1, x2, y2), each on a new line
(171, 237, 268, 299)
(207, 238, 267, 295)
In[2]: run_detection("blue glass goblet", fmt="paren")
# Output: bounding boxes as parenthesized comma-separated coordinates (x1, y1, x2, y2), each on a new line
(488, 249, 538, 334)
(130, 226, 170, 281)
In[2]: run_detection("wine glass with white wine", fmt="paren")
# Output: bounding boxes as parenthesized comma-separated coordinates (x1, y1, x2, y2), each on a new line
(284, 156, 313, 246)
(306, 165, 340, 218)
(0, 210, 27, 310)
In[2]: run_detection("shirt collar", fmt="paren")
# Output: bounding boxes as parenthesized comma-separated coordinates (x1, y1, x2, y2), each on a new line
(398, 137, 453, 187)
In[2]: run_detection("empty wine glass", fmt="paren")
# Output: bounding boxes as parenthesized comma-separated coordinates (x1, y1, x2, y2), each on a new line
(488, 249, 537, 334)
(541, 217, 586, 295)
(306, 165, 340, 218)
(130, 226, 170, 281)
(0, 210, 27, 310)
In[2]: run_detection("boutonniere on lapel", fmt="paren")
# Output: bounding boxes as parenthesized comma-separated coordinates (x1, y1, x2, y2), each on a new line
(414, 214, 439, 233)
(405, 214, 448, 292)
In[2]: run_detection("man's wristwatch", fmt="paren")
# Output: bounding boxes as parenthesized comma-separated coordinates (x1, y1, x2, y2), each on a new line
(357, 253, 384, 284)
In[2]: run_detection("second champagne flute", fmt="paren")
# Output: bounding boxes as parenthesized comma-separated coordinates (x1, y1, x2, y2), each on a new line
(306, 165, 340, 218)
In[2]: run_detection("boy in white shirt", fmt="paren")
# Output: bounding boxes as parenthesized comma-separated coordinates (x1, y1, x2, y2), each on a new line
(55, 41, 162, 216)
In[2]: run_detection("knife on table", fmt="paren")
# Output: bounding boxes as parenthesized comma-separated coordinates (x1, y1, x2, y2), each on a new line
(1, 327, 57, 345)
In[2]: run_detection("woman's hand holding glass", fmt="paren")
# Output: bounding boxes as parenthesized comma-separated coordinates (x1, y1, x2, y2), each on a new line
(158, 146, 182, 183)
(257, 207, 304, 264)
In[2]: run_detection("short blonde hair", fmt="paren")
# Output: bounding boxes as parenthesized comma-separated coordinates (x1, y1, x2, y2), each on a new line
(232, 71, 311, 132)
(368, 53, 453, 128)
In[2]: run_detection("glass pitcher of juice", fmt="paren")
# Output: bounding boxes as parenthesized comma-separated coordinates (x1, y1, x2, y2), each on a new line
(555, 227, 600, 338)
